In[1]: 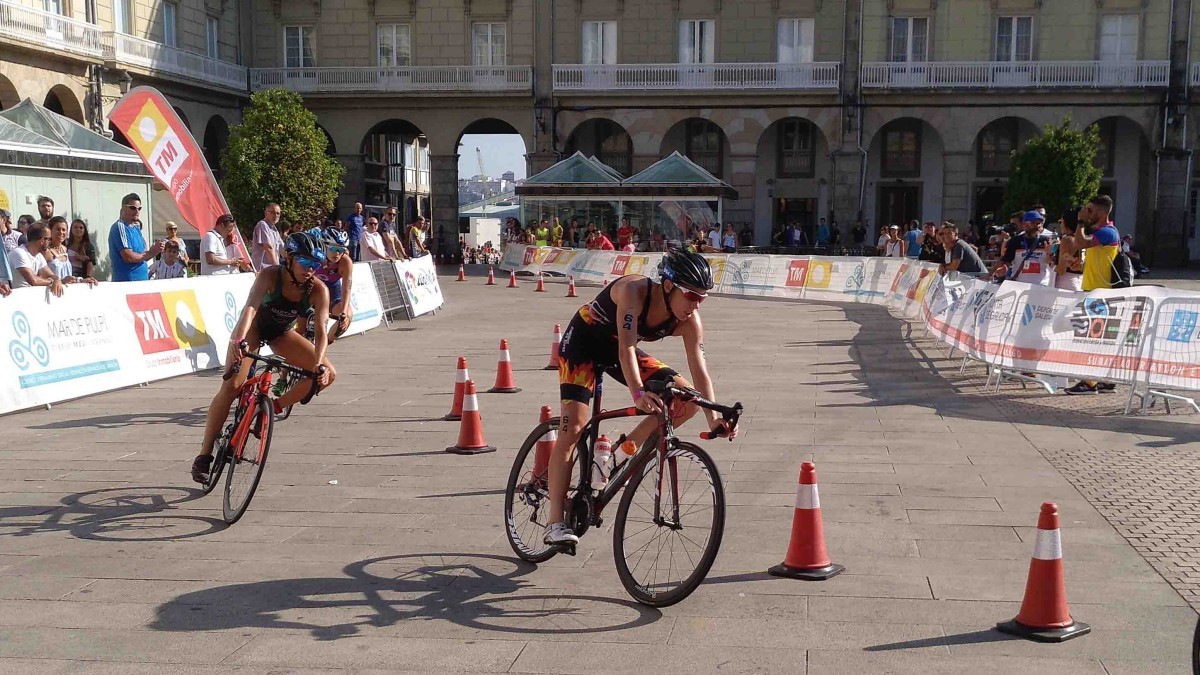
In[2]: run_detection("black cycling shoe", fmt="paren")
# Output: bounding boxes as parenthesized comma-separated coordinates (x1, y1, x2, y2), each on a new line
(190, 455, 213, 485)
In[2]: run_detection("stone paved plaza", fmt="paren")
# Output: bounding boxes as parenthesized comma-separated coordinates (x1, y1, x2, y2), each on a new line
(1, 271, 1199, 674)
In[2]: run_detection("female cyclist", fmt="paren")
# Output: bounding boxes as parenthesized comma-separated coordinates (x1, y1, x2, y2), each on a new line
(190, 231, 338, 484)
(299, 226, 354, 342)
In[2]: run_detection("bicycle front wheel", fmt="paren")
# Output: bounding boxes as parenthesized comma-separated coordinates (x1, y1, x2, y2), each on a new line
(222, 397, 274, 524)
(612, 441, 725, 607)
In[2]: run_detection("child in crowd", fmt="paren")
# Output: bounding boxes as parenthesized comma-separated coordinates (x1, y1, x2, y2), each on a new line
(150, 240, 188, 279)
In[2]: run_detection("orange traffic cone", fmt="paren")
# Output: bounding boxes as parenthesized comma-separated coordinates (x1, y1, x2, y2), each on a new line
(444, 357, 469, 421)
(566, 276, 578, 298)
(445, 381, 496, 455)
(996, 503, 1091, 642)
(508, 270, 518, 288)
(535, 273, 547, 292)
(531, 405, 555, 479)
(456, 264, 466, 281)
(488, 339, 521, 393)
(485, 267, 496, 285)
(544, 324, 562, 370)
(768, 462, 844, 580)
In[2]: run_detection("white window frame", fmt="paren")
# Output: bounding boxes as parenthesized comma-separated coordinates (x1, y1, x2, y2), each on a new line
(995, 16, 1033, 62)
(43, 0, 63, 14)
(284, 25, 316, 68)
(777, 18, 815, 63)
(113, 0, 132, 35)
(472, 23, 506, 66)
(889, 17, 928, 63)
(205, 16, 219, 58)
(1099, 14, 1139, 62)
(679, 19, 715, 64)
(163, 2, 178, 48)
(582, 20, 617, 65)
(378, 23, 412, 67)
(84, 0, 97, 24)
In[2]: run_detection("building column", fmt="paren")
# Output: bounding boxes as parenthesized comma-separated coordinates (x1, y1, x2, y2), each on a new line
(1152, 153, 1192, 266)
(430, 153, 460, 258)
(726, 154, 757, 227)
(830, 148, 865, 227)
(942, 151, 972, 225)
(527, 150, 557, 177)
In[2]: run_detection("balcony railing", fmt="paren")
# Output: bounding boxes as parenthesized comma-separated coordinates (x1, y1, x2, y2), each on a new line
(109, 32, 247, 91)
(0, 0, 110, 60)
(249, 66, 533, 93)
(553, 62, 841, 91)
(862, 61, 1170, 89)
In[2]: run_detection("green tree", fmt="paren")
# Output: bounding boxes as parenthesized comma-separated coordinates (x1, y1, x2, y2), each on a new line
(220, 89, 343, 240)
(1001, 117, 1102, 220)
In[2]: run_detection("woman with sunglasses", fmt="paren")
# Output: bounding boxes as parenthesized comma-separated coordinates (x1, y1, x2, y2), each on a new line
(301, 226, 354, 342)
(191, 231, 338, 485)
(163, 221, 190, 265)
(541, 249, 738, 547)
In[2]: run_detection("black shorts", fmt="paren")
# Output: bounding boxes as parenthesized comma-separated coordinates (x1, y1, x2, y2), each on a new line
(557, 314, 677, 405)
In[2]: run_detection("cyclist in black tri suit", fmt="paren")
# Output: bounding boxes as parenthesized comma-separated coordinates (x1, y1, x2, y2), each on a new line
(190, 231, 337, 484)
(543, 249, 738, 546)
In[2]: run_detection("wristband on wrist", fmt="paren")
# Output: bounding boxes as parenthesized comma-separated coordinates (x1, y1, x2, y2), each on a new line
(632, 389, 645, 402)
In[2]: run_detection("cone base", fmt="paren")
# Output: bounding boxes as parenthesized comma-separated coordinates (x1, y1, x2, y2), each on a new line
(485, 281, 496, 286)
(445, 444, 497, 455)
(488, 387, 522, 393)
(443, 413, 463, 421)
(996, 618, 1091, 643)
(768, 562, 845, 581)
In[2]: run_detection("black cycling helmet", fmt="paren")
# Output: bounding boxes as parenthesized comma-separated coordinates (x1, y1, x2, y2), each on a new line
(284, 231, 327, 264)
(659, 249, 713, 291)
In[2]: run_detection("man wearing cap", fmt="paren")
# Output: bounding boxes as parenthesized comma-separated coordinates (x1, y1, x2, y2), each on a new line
(108, 193, 164, 282)
(992, 210, 1054, 286)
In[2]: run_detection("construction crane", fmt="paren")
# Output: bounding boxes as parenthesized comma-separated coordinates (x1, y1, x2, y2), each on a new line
(475, 147, 486, 179)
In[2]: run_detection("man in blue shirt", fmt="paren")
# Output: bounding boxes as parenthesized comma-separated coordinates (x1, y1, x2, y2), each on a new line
(817, 218, 830, 246)
(903, 221, 922, 258)
(345, 202, 365, 261)
(108, 193, 163, 282)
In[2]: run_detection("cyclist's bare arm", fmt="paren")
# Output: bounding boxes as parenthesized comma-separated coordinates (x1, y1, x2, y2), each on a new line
(230, 272, 271, 343)
(338, 255, 354, 324)
(677, 314, 721, 430)
(309, 281, 332, 366)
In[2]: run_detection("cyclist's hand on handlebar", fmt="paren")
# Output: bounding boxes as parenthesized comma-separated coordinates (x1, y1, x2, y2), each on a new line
(702, 419, 738, 441)
(316, 364, 332, 387)
(634, 389, 663, 414)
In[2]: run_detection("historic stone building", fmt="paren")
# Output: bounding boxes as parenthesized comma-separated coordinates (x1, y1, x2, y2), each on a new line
(2, 0, 1198, 262)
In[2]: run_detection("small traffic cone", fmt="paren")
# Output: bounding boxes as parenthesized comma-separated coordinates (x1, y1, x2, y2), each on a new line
(488, 339, 521, 393)
(768, 462, 844, 580)
(444, 357, 469, 421)
(535, 273, 547, 292)
(566, 276, 578, 298)
(603, 278, 609, 286)
(456, 263, 466, 281)
(544, 324, 562, 370)
(531, 405, 555, 479)
(996, 503, 1091, 643)
(445, 381, 496, 455)
(508, 270, 519, 288)
(485, 267, 496, 285)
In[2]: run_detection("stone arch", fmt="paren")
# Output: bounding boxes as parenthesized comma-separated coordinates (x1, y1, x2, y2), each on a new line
(969, 116, 1041, 229)
(563, 117, 633, 177)
(1085, 115, 1153, 241)
(865, 116, 947, 229)
(359, 118, 429, 220)
(203, 115, 230, 178)
(43, 84, 84, 123)
(752, 116, 833, 246)
(316, 124, 336, 156)
(0, 74, 19, 111)
(659, 117, 731, 180)
(172, 106, 191, 133)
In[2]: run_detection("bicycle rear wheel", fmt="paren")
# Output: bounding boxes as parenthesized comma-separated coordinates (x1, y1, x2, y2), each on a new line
(222, 397, 274, 524)
(612, 440, 725, 607)
(503, 417, 581, 563)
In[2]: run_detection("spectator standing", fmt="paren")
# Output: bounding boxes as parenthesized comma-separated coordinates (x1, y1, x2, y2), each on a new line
(380, 207, 403, 258)
(917, 221, 944, 264)
(903, 221, 921, 258)
(817, 218, 830, 246)
(201, 214, 252, 275)
(42, 216, 77, 281)
(150, 240, 188, 279)
(1066, 195, 1121, 395)
(108, 193, 163, 282)
(738, 223, 754, 246)
(994, 211, 1053, 285)
(567, 218, 580, 247)
(66, 219, 97, 279)
(721, 223, 737, 252)
(938, 223, 986, 275)
(252, 203, 285, 271)
(876, 225, 890, 253)
(707, 224, 722, 251)
(345, 202, 365, 261)
(534, 219, 549, 246)
(162, 221, 190, 265)
(35, 195, 55, 226)
(1053, 208, 1084, 292)
(550, 217, 564, 247)
(883, 225, 905, 257)
(408, 216, 429, 257)
(361, 217, 394, 262)
(0, 210, 12, 295)
(852, 221, 867, 245)
(8, 222, 66, 295)
(1, 209, 21, 252)
(617, 218, 635, 249)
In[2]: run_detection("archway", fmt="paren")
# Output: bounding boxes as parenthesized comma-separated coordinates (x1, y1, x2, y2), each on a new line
(753, 117, 831, 246)
(0, 74, 19, 111)
(1087, 116, 1151, 243)
(866, 117, 945, 231)
(172, 106, 191, 134)
(970, 116, 1039, 234)
(43, 85, 84, 123)
(457, 118, 527, 247)
(660, 118, 730, 180)
(203, 116, 229, 178)
(564, 118, 633, 177)
(316, 124, 336, 156)
(359, 118, 428, 223)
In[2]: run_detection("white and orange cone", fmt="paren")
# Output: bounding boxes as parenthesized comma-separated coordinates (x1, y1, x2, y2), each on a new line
(996, 502, 1091, 642)
(531, 405, 556, 479)
(485, 267, 496, 285)
(768, 462, 844, 580)
(445, 381, 496, 455)
(535, 273, 547, 292)
(566, 276, 578, 298)
(444, 357, 469, 421)
(544, 324, 562, 371)
(507, 270, 518, 288)
(488, 339, 521, 393)
(456, 263, 466, 281)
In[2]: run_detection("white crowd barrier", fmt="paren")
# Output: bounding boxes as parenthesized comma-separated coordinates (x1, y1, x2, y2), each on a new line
(502, 245, 1200, 411)
(1, 261, 443, 416)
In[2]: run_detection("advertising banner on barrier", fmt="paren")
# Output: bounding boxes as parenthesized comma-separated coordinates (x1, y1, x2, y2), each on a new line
(342, 262, 384, 337)
(395, 255, 444, 317)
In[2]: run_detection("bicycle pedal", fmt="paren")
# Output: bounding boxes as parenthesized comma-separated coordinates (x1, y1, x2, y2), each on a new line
(552, 542, 577, 556)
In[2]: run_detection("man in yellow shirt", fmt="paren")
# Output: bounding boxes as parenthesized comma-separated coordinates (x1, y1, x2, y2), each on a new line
(1065, 194, 1120, 395)
(535, 219, 550, 247)
(550, 218, 564, 247)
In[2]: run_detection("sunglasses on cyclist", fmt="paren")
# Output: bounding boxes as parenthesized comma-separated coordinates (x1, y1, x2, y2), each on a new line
(675, 284, 707, 303)
(295, 256, 322, 271)
(328, 245, 347, 254)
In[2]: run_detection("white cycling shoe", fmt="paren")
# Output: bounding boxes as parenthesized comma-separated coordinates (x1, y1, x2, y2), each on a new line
(543, 522, 580, 546)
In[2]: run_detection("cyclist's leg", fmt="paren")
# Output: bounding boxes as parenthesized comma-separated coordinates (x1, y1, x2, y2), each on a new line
(268, 330, 338, 409)
(327, 296, 347, 343)
(199, 324, 261, 457)
(545, 323, 596, 544)
(608, 350, 692, 448)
